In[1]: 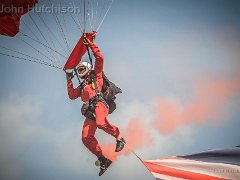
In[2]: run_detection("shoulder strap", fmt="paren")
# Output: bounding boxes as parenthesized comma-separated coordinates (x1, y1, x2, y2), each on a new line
(90, 71, 101, 95)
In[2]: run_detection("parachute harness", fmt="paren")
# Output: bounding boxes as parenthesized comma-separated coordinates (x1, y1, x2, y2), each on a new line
(79, 36, 109, 121)
(83, 34, 102, 99)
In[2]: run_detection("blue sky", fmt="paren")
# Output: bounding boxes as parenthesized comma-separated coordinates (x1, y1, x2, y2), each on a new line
(0, 0, 240, 179)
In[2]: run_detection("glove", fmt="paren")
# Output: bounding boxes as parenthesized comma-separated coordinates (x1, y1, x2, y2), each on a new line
(66, 71, 74, 81)
(83, 37, 91, 46)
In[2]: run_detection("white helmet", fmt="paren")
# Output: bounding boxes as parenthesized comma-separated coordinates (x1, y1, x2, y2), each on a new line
(76, 62, 92, 78)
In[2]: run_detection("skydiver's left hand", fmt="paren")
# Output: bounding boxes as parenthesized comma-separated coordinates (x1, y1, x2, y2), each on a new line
(66, 71, 74, 81)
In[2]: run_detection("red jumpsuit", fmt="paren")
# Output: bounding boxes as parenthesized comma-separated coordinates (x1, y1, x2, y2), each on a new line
(67, 42, 120, 158)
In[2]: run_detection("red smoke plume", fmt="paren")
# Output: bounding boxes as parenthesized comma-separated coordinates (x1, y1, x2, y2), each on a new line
(102, 76, 240, 161)
(153, 76, 240, 134)
(102, 118, 154, 161)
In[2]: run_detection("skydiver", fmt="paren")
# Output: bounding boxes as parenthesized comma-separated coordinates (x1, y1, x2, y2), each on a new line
(66, 37, 125, 176)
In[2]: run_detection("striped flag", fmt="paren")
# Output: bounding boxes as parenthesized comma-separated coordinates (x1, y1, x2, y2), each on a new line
(143, 147, 240, 180)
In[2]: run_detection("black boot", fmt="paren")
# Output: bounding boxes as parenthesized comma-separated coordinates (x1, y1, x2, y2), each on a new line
(96, 155, 112, 176)
(115, 137, 126, 152)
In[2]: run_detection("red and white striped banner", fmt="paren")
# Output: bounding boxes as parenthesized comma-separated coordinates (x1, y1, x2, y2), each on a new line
(143, 147, 240, 180)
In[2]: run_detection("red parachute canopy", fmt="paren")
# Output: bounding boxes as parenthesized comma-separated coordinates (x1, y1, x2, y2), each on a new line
(64, 32, 96, 70)
(0, 0, 38, 37)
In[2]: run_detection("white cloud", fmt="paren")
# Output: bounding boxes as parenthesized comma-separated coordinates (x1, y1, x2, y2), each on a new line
(0, 95, 40, 152)
(0, 95, 197, 180)
(0, 95, 41, 180)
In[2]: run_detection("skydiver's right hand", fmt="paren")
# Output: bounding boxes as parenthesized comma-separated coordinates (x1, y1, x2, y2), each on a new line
(66, 71, 74, 81)
(83, 37, 91, 46)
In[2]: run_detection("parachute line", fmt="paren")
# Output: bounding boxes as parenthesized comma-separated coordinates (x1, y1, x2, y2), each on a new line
(90, 0, 95, 30)
(0, 52, 62, 69)
(35, 12, 66, 66)
(94, 1, 99, 31)
(83, 0, 86, 33)
(76, 0, 85, 32)
(0, 24, 55, 64)
(95, 0, 106, 32)
(21, 20, 42, 43)
(70, 12, 83, 33)
(59, 0, 71, 66)
(0, 45, 55, 66)
(18, 36, 57, 64)
(47, 0, 71, 54)
(20, 32, 67, 59)
(17, 12, 61, 66)
(28, 13, 59, 64)
(87, 1, 93, 31)
(96, 0, 114, 32)
(72, 0, 84, 32)
(36, 13, 69, 57)
(123, 142, 154, 179)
